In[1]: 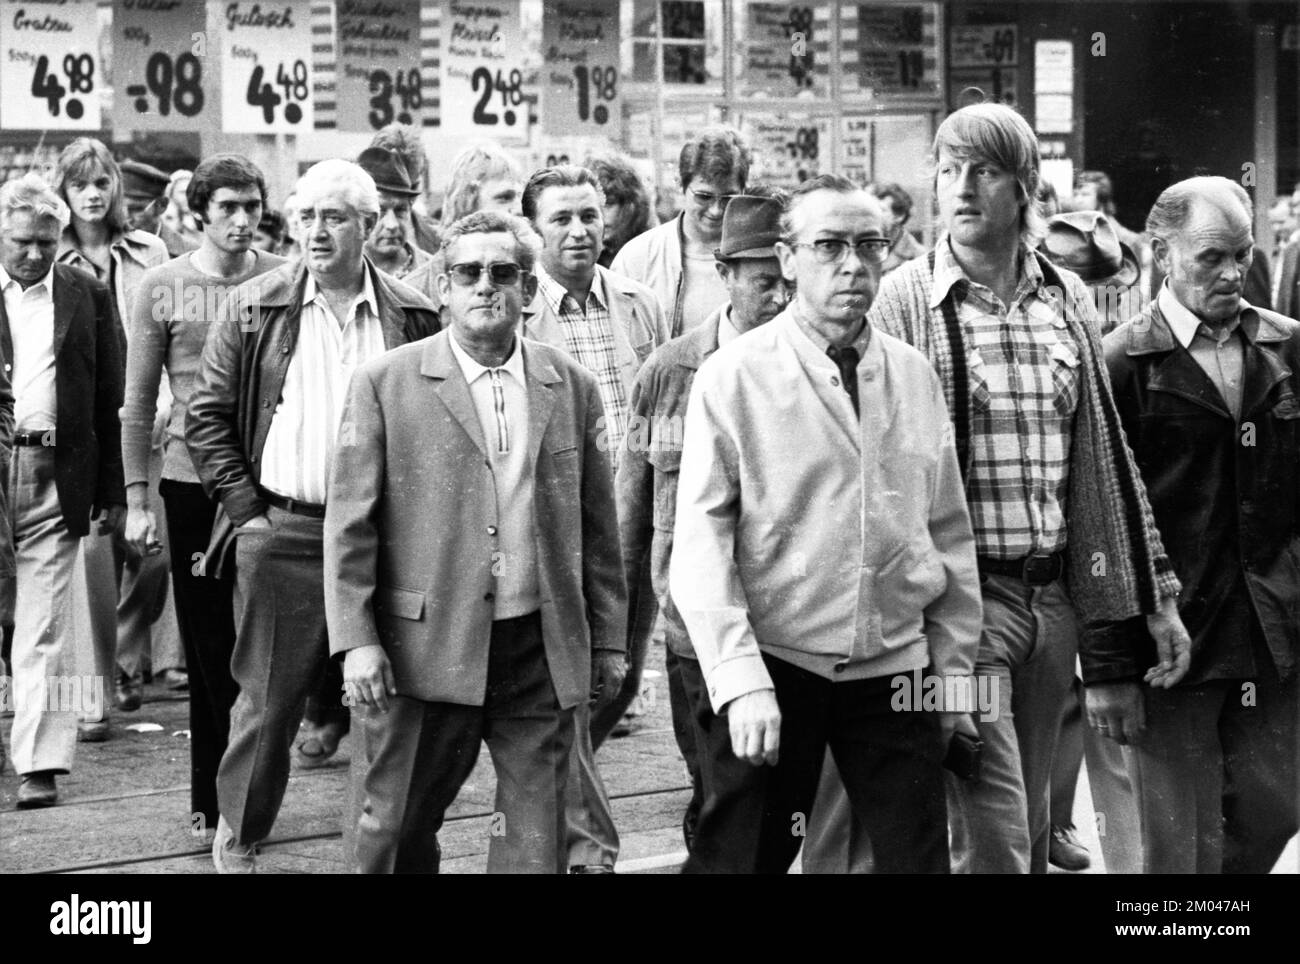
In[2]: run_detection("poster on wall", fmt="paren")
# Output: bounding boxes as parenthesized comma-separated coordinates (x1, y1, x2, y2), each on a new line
(441, 0, 531, 141)
(741, 2, 828, 97)
(0, 0, 102, 131)
(334, 0, 425, 133)
(842, 3, 939, 97)
(112, 1, 210, 133)
(540, 0, 621, 139)
(741, 114, 830, 189)
(220, 0, 316, 133)
(949, 23, 1019, 107)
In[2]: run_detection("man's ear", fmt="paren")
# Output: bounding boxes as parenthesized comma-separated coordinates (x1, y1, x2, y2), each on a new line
(775, 240, 797, 283)
(714, 259, 731, 283)
(1149, 235, 1171, 275)
(522, 270, 538, 303)
(436, 272, 451, 305)
(362, 213, 378, 236)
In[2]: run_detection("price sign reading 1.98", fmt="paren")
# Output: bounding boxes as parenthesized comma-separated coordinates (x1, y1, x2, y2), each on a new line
(0, 0, 101, 130)
(541, 0, 621, 138)
(112, 2, 208, 132)
(220, 1, 314, 133)
(442, 0, 530, 140)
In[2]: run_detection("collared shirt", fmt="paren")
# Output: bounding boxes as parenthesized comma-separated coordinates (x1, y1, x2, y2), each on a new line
(448, 330, 540, 619)
(931, 238, 1080, 559)
(260, 269, 386, 504)
(1158, 283, 1245, 421)
(536, 265, 630, 463)
(1, 264, 58, 431)
(717, 305, 743, 348)
(56, 226, 165, 335)
(682, 252, 729, 333)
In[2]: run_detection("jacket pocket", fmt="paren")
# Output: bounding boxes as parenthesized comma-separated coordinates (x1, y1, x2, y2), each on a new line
(1049, 341, 1082, 418)
(376, 586, 425, 621)
(647, 449, 681, 531)
(967, 349, 992, 414)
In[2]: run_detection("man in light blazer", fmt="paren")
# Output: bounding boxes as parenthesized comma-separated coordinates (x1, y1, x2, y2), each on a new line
(325, 211, 628, 874)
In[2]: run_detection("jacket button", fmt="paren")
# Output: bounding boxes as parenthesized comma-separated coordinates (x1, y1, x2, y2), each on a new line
(833, 662, 847, 674)
(262, 398, 271, 409)
(487, 525, 497, 536)
(483, 591, 495, 602)
(830, 377, 840, 387)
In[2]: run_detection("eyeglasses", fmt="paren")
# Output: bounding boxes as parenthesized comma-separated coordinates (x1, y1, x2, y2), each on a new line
(447, 261, 526, 287)
(790, 238, 892, 265)
(689, 189, 738, 210)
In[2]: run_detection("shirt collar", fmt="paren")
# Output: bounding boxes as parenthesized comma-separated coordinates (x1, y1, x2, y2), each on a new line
(303, 264, 378, 323)
(789, 299, 872, 358)
(1158, 282, 1241, 349)
(57, 226, 157, 269)
(717, 305, 743, 347)
(929, 234, 1045, 309)
(0, 263, 54, 295)
(536, 263, 607, 315)
(448, 327, 525, 385)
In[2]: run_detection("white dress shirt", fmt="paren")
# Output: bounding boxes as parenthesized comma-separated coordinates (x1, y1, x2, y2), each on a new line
(448, 330, 540, 619)
(1, 265, 58, 431)
(260, 270, 387, 504)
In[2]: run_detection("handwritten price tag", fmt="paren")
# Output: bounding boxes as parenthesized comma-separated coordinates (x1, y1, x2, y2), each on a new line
(113, 2, 207, 132)
(220, 1, 314, 133)
(335, 0, 424, 133)
(0, 0, 101, 130)
(541, 0, 621, 138)
(441, 0, 530, 140)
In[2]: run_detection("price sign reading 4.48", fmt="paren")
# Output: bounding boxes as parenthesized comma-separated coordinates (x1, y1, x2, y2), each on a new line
(541, 0, 621, 138)
(0, 0, 101, 130)
(112, 2, 208, 133)
(220, 1, 314, 133)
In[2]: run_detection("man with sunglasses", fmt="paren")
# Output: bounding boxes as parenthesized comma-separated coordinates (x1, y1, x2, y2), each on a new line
(868, 103, 1190, 874)
(611, 127, 750, 337)
(325, 211, 626, 873)
(188, 159, 439, 872)
(670, 175, 983, 873)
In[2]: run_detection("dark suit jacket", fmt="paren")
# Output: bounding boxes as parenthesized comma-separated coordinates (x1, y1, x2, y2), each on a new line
(324, 330, 627, 710)
(1275, 242, 1300, 321)
(185, 257, 440, 575)
(0, 263, 124, 539)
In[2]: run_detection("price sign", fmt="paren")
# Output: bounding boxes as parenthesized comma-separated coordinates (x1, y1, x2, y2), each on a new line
(220, 0, 314, 133)
(334, 0, 423, 133)
(950, 25, 1019, 69)
(741, 114, 829, 190)
(541, 0, 620, 138)
(112, 1, 208, 132)
(742, 3, 825, 96)
(0, 0, 101, 130)
(845, 3, 938, 96)
(442, 0, 530, 141)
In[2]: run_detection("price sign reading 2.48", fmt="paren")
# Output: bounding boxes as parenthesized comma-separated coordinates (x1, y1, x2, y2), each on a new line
(469, 67, 525, 127)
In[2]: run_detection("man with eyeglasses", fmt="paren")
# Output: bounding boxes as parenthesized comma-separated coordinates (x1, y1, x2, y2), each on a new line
(518, 164, 667, 872)
(670, 175, 983, 873)
(325, 210, 626, 873)
(868, 103, 1190, 874)
(187, 159, 439, 872)
(611, 127, 750, 337)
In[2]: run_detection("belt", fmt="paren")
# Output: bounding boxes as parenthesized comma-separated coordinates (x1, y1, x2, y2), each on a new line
(13, 429, 56, 447)
(977, 552, 1064, 586)
(258, 488, 326, 519)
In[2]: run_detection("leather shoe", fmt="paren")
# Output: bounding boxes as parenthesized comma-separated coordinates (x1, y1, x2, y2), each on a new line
(212, 815, 257, 874)
(568, 864, 615, 874)
(1049, 824, 1091, 871)
(17, 771, 58, 809)
(115, 680, 142, 712)
(77, 719, 111, 742)
(293, 720, 346, 770)
(156, 669, 189, 692)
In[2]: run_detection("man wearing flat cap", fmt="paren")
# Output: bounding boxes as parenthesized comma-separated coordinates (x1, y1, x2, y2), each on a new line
(617, 190, 790, 854)
(122, 160, 196, 258)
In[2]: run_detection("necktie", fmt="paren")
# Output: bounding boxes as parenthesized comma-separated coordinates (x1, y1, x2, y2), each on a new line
(827, 344, 860, 418)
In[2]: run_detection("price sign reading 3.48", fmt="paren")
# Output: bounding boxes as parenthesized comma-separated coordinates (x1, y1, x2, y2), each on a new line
(0, 0, 101, 130)
(220, 1, 314, 133)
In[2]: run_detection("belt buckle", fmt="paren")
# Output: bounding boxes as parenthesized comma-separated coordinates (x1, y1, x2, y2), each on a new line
(1022, 554, 1055, 585)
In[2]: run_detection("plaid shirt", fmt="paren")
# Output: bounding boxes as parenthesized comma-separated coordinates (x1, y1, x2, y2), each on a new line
(536, 266, 629, 461)
(932, 241, 1081, 560)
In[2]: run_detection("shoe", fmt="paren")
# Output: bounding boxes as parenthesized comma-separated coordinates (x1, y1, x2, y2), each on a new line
(293, 720, 346, 770)
(77, 719, 111, 742)
(1049, 824, 1091, 871)
(17, 771, 58, 808)
(115, 679, 142, 712)
(568, 864, 615, 874)
(212, 815, 257, 874)
(156, 669, 189, 692)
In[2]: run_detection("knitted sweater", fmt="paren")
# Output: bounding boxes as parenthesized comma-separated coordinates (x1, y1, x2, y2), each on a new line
(867, 247, 1180, 625)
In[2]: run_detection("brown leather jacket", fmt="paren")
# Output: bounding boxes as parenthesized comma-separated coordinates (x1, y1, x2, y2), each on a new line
(185, 257, 439, 575)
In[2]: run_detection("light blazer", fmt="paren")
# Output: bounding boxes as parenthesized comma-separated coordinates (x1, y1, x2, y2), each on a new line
(324, 329, 628, 709)
(521, 264, 670, 407)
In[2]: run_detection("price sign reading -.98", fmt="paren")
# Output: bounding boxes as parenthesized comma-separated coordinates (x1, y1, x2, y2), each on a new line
(0, 0, 101, 130)
(113, 2, 208, 132)
(220, 0, 314, 134)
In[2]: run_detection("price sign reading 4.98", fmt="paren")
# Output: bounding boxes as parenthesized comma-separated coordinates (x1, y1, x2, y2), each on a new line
(112, 3, 209, 133)
(541, 0, 621, 138)
(0, 0, 101, 130)
(220, 1, 314, 133)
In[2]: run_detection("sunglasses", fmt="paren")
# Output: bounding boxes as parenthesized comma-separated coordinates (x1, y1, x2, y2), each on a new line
(447, 261, 526, 287)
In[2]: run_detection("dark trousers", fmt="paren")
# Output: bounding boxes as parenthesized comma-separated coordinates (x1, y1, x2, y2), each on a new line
(684, 653, 949, 874)
(666, 649, 707, 849)
(352, 611, 575, 874)
(217, 508, 333, 845)
(159, 479, 239, 829)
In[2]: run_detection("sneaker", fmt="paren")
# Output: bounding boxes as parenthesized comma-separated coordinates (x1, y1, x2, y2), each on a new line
(212, 815, 257, 874)
(1049, 824, 1091, 872)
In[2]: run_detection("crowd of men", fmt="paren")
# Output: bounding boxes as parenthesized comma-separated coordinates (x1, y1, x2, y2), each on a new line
(1, 102, 1296, 875)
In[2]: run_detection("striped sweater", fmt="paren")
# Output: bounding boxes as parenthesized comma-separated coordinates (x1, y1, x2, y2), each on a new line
(867, 246, 1180, 624)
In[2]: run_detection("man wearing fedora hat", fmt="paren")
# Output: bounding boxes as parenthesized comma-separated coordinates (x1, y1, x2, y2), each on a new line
(1041, 210, 1142, 335)
(122, 160, 197, 259)
(1094, 176, 1299, 873)
(356, 146, 433, 284)
(671, 175, 983, 873)
(617, 190, 789, 853)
